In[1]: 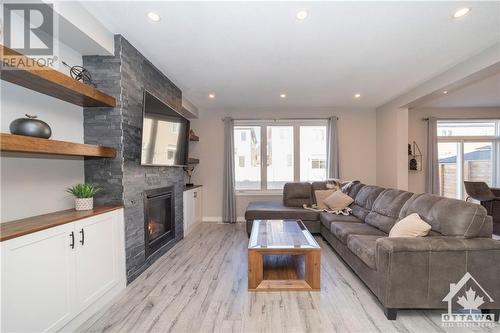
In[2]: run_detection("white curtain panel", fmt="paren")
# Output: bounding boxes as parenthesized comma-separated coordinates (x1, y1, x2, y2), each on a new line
(426, 117, 440, 194)
(222, 117, 237, 223)
(327, 116, 340, 179)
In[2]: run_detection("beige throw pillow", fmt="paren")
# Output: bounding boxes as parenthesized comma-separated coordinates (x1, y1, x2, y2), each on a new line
(389, 213, 431, 238)
(323, 191, 354, 210)
(314, 190, 335, 209)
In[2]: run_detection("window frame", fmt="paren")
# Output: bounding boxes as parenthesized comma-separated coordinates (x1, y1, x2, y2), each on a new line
(234, 119, 328, 195)
(437, 119, 500, 199)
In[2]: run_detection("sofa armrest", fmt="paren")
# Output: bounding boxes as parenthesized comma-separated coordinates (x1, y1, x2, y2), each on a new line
(376, 236, 500, 253)
(375, 237, 500, 310)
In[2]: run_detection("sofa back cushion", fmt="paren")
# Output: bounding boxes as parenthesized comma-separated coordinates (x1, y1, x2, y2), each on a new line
(343, 181, 364, 199)
(283, 182, 313, 207)
(365, 189, 414, 233)
(351, 185, 385, 220)
(399, 193, 489, 238)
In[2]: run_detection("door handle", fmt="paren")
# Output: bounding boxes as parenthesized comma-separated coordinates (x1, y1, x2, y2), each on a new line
(69, 232, 75, 249)
(79, 228, 85, 246)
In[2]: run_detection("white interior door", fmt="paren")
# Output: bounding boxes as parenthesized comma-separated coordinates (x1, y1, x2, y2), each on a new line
(1, 223, 76, 332)
(75, 212, 118, 310)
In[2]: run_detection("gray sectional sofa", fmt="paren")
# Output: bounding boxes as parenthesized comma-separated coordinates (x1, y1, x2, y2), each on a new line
(245, 181, 500, 320)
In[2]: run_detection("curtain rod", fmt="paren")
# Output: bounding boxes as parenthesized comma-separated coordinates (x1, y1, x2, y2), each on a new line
(221, 117, 338, 121)
(422, 117, 500, 121)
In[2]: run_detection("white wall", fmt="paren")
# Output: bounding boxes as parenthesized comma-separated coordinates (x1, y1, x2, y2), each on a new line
(190, 107, 377, 221)
(408, 107, 500, 194)
(375, 107, 409, 190)
(0, 42, 85, 222)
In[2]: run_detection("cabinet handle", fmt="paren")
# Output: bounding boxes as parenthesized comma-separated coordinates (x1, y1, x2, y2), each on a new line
(79, 228, 85, 246)
(69, 232, 75, 249)
(193, 192, 197, 198)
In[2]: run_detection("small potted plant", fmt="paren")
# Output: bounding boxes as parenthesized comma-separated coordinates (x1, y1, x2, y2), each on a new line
(66, 183, 101, 211)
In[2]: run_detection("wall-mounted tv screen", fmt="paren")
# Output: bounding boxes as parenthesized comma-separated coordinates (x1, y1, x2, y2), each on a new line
(141, 91, 190, 166)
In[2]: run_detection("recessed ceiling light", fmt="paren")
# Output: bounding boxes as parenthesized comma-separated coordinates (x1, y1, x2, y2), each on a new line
(443, 90, 448, 94)
(280, 93, 287, 99)
(354, 93, 361, 99)
(296, 10, 308, 21)
(147, 12, 161, 22)
(453, 7, 470, 18)
(208, 93, 215, 99)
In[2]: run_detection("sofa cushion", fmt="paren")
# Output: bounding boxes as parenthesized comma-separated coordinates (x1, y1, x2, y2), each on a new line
(320, 212, 362, 230)
(399, 193, 489, 238)
(311, 182, 327, 204)
(314, 190, 336, 209)
(389, 213, 431, 238)
(364, 189, 414, 233)
(351, 185, 385, 220)
(342, 181, 364, 198)
(324, 191, 354, 210)
(245, 201, 319, 221)
(331, 222, 386, 244)
(283, 182, 313, 207)
(347, 235, 383, 270)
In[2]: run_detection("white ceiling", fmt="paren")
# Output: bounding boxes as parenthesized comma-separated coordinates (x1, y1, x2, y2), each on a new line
(419, 72, 500, 108)
(81, 1, 500, 110)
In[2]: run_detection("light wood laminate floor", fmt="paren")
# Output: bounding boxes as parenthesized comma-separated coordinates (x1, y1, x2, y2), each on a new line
(79, 223, 495, 333)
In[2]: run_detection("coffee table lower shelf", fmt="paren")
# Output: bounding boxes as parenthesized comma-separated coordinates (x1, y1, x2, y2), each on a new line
(248, 250, 320, 291)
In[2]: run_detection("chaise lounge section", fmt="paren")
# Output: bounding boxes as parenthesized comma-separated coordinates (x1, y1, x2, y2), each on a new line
(245, 181, 500, 320)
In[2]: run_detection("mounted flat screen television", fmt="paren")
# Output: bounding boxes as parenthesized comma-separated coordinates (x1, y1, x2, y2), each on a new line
(141, 90, 190, 166)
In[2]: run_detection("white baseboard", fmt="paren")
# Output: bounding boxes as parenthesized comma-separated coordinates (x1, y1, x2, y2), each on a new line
(203, 216, 245, 223)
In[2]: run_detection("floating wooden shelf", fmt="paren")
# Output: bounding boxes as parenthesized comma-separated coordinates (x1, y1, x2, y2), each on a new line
(188, 158, 200, 164)
(0, 205, 123, 242)
(1, 133, 117, 158)
(0, 45, 116, 107)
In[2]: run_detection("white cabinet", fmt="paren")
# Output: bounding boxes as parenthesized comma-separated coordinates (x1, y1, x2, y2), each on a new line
(75, 213, 119, 310)
(183, 186, 202, 236)
(1, 209, 126, 332)
(1, 223, 76, 332)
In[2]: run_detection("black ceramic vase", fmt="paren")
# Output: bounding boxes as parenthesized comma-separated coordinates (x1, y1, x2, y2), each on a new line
(9, 114, 52, 139)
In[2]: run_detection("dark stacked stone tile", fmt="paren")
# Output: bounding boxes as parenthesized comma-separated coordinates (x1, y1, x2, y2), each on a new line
(83, 35, 184, 283)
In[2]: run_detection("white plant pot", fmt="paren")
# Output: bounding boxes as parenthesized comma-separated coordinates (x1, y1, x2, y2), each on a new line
(75, 197, 94, 211)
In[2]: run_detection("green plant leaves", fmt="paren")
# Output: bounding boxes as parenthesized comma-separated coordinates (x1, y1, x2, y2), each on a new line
(66, 183, 102, 198)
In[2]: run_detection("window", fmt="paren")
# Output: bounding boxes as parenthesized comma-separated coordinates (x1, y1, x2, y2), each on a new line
(234, 126, 261, 190)
(234, 121, 328, 191)
(300, 126, 327, 181)
(267, 126, 294, 189)
(437, 120, 500, 199)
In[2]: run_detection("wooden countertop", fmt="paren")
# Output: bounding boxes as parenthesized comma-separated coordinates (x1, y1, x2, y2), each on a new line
(0, 204, 123, 242)
(184, 185, 202, 191)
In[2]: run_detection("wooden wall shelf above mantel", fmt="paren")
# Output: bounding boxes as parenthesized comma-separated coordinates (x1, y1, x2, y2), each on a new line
(1, 133, 117, 158)
(0, 45, 116, 108)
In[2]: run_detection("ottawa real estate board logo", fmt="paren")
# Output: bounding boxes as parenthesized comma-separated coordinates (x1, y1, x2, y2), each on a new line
(442, 272, 496, 328)
(1, 2, 58, 70)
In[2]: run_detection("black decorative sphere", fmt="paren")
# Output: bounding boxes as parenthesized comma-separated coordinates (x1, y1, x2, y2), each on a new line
(10, 114, 52, 139)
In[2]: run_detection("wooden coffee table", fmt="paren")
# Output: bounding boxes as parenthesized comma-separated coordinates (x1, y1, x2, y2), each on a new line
(248, 219, 321, 291)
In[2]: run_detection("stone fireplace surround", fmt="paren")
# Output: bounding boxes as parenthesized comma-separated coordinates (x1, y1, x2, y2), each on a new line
(83, 35, 184, 283)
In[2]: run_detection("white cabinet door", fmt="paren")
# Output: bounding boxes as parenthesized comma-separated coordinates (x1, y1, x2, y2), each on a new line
(194, 188, 203, 225)
(1, 223, 76, 333)
(74, 211, 118, 310)
(183, 190, 193, 235)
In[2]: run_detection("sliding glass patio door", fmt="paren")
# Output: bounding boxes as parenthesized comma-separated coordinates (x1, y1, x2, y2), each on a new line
(437, 120, 499, 200)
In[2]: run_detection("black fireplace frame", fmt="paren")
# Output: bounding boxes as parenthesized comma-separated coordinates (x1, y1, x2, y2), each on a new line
(143, 186, 175, 258)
